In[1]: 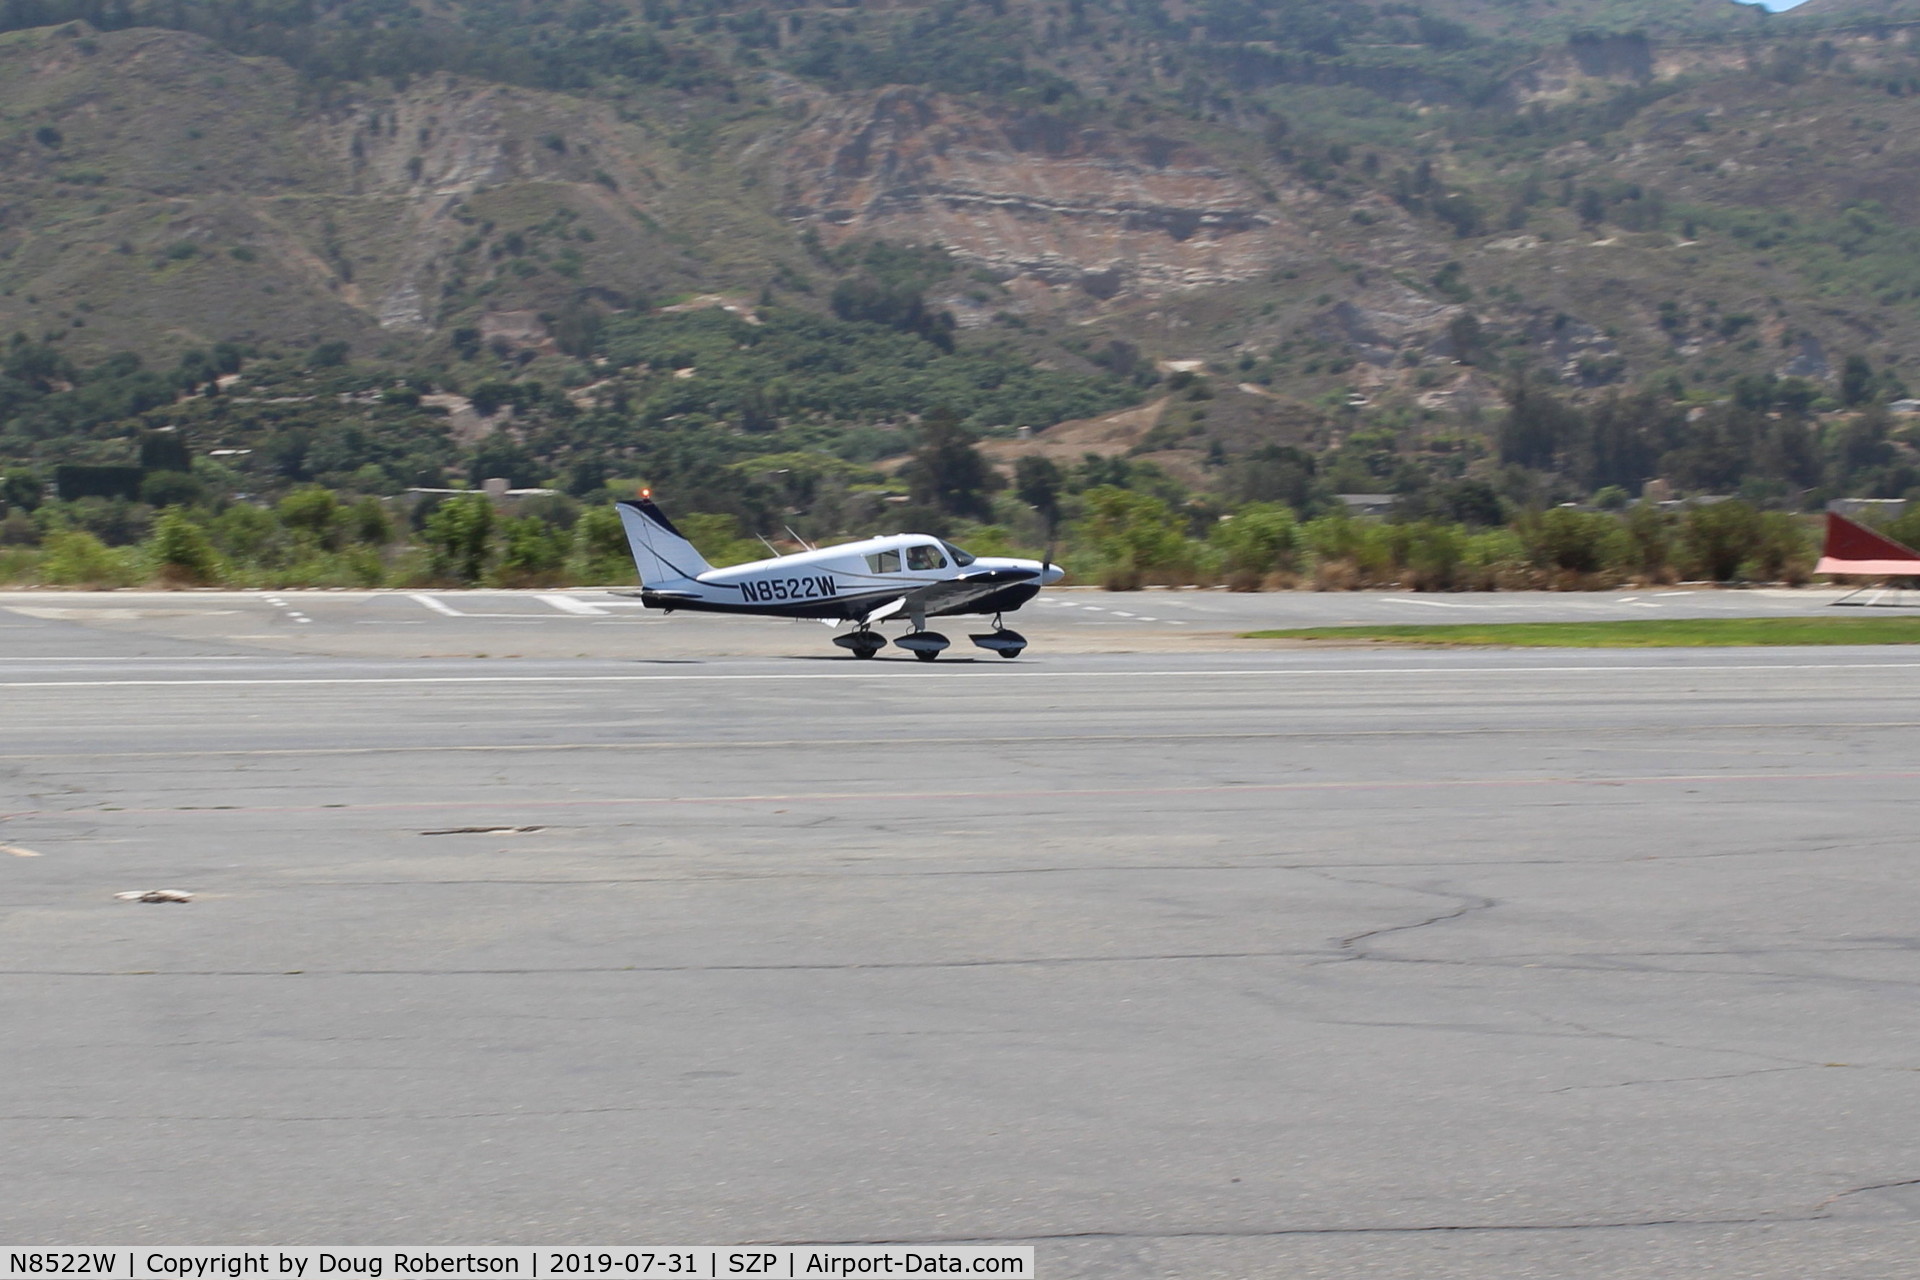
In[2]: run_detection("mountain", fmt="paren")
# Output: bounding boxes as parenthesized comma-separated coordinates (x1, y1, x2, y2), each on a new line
(4, 0, 1920, 514)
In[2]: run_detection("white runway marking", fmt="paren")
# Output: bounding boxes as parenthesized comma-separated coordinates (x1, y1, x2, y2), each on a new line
(537, 594, 609, 616)
(6, 661, 1920, 688)
(1381, 597, 1499, 609)
(1, 844, 42, 857)
(409, 593, 464, 617)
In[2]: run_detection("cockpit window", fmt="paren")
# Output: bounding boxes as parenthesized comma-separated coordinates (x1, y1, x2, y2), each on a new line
(939, 540, 976, 566)
(906, 544, 947, 571)
(866, 549, 901, 573)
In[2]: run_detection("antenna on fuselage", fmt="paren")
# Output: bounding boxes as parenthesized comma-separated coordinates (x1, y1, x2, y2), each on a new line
(784, 525, 817, 552)
(755, 533, 781, 558)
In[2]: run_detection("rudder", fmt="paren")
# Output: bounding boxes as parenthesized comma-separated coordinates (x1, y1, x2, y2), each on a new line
(616, 498, 714, 587)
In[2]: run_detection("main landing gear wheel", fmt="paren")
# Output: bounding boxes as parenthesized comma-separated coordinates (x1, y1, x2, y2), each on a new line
(832, 629, 885, 660)
(893, 630, 951, 662)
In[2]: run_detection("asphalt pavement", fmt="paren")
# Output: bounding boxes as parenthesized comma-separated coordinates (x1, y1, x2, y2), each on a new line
(0, 583, 1889, 661)
(2, 593, 1918, 1276)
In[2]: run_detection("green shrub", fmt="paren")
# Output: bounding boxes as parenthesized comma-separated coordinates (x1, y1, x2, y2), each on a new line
(423, 494, 494, 584)
(1460, 528, 1531, 590)
(1301, 512, 1363, 565)
(146, 509, 222, 585)
(1625, 504, 1676, 579)
(1211, 503, 1299, 589)
(278, 485, 343, 550)
(0, 547, 41, 583)
(1682, 500, 1762, 581)
(571, 506, 633, 584)
(209, 504, 288, 567)
(496, 515, 569, 584)
(1525, 507, 1632, 577)
(40, 530, 138, 586)
(1746, 512, 1813, 583)
(1397, 520, 1467, 591)
(1074, 486, 1195, 590)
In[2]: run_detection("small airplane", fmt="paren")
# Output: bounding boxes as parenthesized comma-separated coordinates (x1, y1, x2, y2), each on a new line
(616, 492, 1064, 660)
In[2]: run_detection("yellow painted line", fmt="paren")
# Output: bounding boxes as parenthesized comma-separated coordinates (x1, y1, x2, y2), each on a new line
(1, 844, 42, 857)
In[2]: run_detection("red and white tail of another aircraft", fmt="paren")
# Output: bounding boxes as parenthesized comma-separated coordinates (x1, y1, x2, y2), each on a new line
(615, 494, 1064, 660)
(1816, 512, 1920, 578)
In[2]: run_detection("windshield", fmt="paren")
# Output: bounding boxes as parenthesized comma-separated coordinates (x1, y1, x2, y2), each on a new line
(939, 540, 977, 566)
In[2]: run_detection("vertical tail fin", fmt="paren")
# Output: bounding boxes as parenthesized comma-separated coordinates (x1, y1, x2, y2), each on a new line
(616, 497, 713, 586)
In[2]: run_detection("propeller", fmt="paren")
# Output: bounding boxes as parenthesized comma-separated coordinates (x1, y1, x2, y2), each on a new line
(1040, 511, 1058, 591)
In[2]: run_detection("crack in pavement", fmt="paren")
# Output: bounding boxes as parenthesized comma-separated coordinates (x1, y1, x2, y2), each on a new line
(1311, 873, 1498, 963)
(1814, 1176, 1920, 1210)
(1526, 1013, 1845, 1073)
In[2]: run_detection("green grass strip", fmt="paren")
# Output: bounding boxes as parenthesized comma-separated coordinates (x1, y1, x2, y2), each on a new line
(1241, 617, 1920, 648)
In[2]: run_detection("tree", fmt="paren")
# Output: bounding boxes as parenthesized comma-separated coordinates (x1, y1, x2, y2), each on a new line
(1841, 354, 1876, 407)
(349, 497, 392, 545)
(1498, 380, 1585, 471)
(1013, 456, 1063, 529)
(424, 494, 495, 583)
(278, 486, 343, 550)
(140, 470, 205, 508)
(309, 340, 351, 368)
(469, 432, 541, 489)
(139, 429, 193, 473)
(903, 410, 1001, 520)
(2, 468, 44, 514)
(1226, 445, 1317, 510)
(1576, 187, 1606, 228)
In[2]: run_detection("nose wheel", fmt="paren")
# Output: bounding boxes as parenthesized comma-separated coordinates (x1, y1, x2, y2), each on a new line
(893, 630, 952, 661)
(969, 615, 1027, 658)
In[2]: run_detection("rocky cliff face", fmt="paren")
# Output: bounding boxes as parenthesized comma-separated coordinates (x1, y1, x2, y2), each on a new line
(0, 25, 717, 358)
(778, 89, 1309, 306)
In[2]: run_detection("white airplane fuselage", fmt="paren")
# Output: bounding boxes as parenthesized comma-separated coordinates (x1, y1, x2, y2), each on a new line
(617, 498, 1063, 625)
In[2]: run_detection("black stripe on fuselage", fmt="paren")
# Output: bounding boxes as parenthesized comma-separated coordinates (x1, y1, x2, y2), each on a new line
(640, 582, 1040, 620)
(640, 588, 898, 620)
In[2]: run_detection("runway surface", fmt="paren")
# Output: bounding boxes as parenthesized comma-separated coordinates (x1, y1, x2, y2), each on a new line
(3, 594, 1919, 1276)
(0, 583, 1881, 660)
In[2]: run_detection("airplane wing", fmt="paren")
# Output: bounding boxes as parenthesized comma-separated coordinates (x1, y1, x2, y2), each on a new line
(898, 567, 1045, 617)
